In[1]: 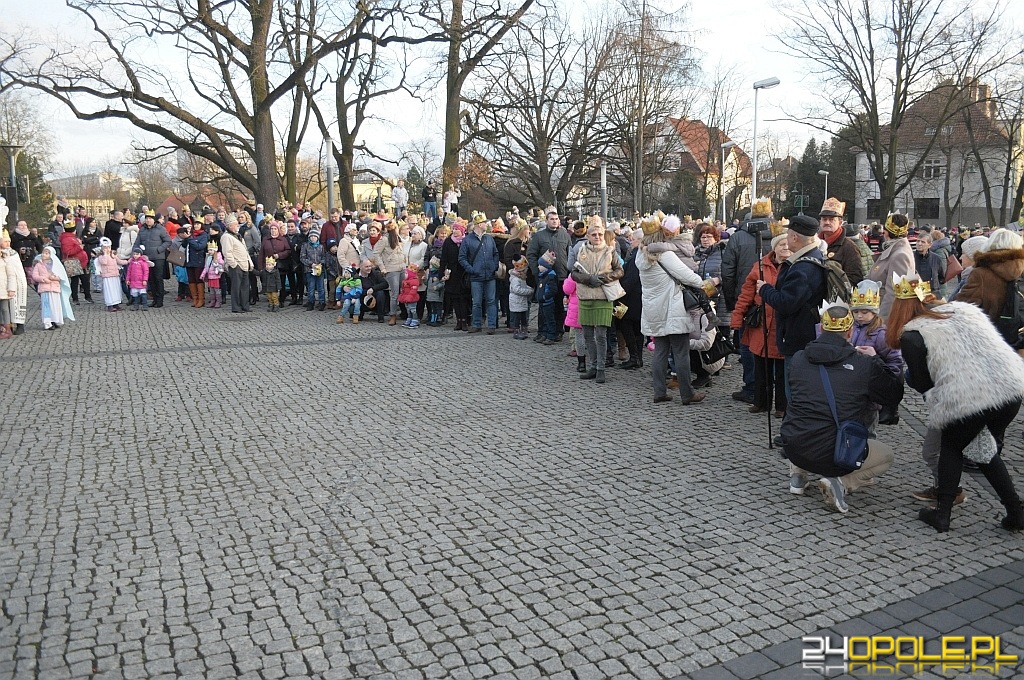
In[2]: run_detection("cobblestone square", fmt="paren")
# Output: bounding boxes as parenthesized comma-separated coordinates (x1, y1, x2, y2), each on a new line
(1, 295, 1022, 679)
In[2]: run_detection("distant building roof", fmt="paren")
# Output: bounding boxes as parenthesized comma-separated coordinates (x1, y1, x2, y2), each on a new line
(666, 117, 752, 177)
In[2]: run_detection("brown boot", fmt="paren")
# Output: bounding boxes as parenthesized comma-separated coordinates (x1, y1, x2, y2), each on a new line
(196, 286, 205, 309)
(190, 284, 202, 307)
(387, 314, 397, 326)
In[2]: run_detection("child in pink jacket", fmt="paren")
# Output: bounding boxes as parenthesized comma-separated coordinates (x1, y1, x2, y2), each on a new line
(563, 277, 584, 371)
(95, 237, 127, 311)
(125, 246, 151, 311)
(31, 246, 75, 329)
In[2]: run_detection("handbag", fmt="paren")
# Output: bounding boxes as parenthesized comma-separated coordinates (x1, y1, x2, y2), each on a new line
(943, 253, 963, 283)
(62, 258, 85, 277)
(819, 365, 871, 473)
(495, 261, 507, 280)
(658, 261, 713, 316)
(700, 328, 735, 365)
(602, 279, 626, 301)
(168, 248, 187, 267)
(743, 303, 763, 328)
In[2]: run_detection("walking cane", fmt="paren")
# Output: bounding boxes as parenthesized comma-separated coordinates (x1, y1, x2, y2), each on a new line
(754, 227, 773, 449)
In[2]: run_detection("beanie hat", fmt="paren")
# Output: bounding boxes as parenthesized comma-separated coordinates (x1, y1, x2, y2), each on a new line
(132, 245, 144, 254)
(770, 233, 788, 250)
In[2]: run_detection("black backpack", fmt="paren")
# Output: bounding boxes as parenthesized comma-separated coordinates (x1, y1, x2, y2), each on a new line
(794, 256, 853, 303)
(996, 275, 1024, 349)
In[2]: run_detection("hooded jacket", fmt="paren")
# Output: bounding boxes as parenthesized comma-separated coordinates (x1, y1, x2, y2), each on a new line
(781, 333, 903, 476)
(721, 222, 773, 310)
(956, 247, 1024, 322)
(758, 242, 827, 357)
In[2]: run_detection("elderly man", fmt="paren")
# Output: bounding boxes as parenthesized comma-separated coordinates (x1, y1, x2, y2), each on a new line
(459, 213, 501, 334)
(818, 197, 863, 286)
(783, 300, 904, 513)
(221, 214, 254, 313)
(756, 214, 828, 400)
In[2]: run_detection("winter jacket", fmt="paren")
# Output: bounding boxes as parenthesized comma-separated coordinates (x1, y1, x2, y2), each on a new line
(263, 268, 282, 293)
(398, 267, 420, 304)
(458, 231, 500, 282)
(357, 267, 389, 296)
(730, 252, 783, 360)
(405, 241, 427, 271)
(11, 230, 43, 269)
(439, 238, 468, 295)
(914, 249, 944, 294)
(261, 236, 292, 272)
(201, 252, 224, 281)
(32, 261, 61, 293)
(221, 231, 254, 271)
(95, 254, 123, 278)
(426, 270, 445, 303)
(694, 242, 727, 318)
(849, 321, 902, 376)
(502, 236, 527, 273)
(509, 271, 534, 313)
(930, 236, 952, 264)
(866, 237, 915, 319)
(59, 232, 88, 269)
(117, 225, 140, 259)
(647, 238, 698, 272)
(956, 247, 1024, 322)
(689, 314, 726, 374)
(823, 231, 864, 286)
(721, 222, 772, 310)
(376, 238, 406, 275)
(636, 249, 703, 337)
(135, 224, 171, 260)
(851, 236, 875, 280)
(336, 236, 361, 270)
(902, 302, 1024, 429)
(619, 247, 643, 322)
(562, 277, 581, 329)
(184, 229, 209, 268)
(781, 332, 903, 477)
(242, 225, 262, 259)
(572, 244, 624, 301)
(103, 218, 124, 249)
(525, 226, 571, 280)
(0, 255, 17, 299)
(125, 257, 151, 289)
(758, 241, 827, 357)
(299, 241, 327, 272)
(287, 232, 306, 271)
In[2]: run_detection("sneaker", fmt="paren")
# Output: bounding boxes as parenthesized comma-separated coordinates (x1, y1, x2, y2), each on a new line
(410, 320, 420, 328)
(911, 487, 937, 502)
(542, 338, 556, 345)
(818, 478, 849, 514)
(790, 474, 807, 495)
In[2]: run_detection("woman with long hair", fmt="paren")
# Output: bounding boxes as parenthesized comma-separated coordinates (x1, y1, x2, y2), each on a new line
(887, 278, 1024, 533)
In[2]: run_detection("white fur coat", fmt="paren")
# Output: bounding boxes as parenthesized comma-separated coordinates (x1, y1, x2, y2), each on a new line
(906, 301, 1024, 428)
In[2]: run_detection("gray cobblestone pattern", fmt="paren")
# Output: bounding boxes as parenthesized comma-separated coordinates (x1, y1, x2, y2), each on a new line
(1, 290, 1022, 679)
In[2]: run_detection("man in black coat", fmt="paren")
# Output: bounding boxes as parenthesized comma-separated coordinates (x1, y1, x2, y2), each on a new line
(781, 302, 903, 514)
(103, 211, 125, 250)
(525, 210, 571, 342)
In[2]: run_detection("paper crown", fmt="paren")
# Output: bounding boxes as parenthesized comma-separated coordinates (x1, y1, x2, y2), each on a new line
(818, 298, 854, 332)
(769, 217, 789, 237)
(892, 273, 926, 301)
(819, 197, 846, 217)
(472, 212, 487, 225)
(850, 280, 881, 311)
(265, 255, 277, 267)
(640, 213, 662, 235)
(752, 197, 773, 218)
(884, 213, 909, 238)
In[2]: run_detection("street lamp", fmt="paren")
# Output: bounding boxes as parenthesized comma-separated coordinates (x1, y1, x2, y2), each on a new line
(1, 144, 24, 223)
(818, 169, 830, 201)
(750, 77, 780, 207)
(720, 141, 737, 223)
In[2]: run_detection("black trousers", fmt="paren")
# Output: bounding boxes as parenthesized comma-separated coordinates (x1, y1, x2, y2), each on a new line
(148, 259, 165, 304)
(937, 400, 1022, 507)
(753, 356, 787, 412)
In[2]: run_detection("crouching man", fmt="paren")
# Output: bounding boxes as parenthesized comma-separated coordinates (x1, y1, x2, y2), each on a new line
(782, 300, 904, 513)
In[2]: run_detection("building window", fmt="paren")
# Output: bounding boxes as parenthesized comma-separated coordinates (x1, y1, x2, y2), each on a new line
(942, 125, 953, 136)
(866, 199, 882, 219)
(915, 198, 940, 220)
(925, 127, 936, 136)
(665, 155, 680, 171)
(922, 158, 944, 179)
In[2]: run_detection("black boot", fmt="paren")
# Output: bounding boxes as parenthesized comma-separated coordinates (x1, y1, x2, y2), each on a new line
(919, 494, 955, 533)
(577, 356, 587, 373)
(1002, 500, 1024, 532)
(579, 368, 597, 380)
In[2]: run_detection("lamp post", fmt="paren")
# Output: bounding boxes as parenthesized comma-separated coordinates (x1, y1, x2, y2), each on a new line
(750, 77, 780, 207)
(720, 141, 737, 223)
(818, 169, 829, 201)
(1, 144, 24, 223)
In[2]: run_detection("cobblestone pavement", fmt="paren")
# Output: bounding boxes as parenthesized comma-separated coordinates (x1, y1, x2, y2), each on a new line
(1, 291, 1022, 679)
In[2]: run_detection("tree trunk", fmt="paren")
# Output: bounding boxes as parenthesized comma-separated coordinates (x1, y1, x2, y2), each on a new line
(337, 146, 356, 209)
(442, 0, 465, 186)
(253, 111, 279, 207)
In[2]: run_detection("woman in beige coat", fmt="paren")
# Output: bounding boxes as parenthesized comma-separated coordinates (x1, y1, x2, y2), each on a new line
(571, 218, 623, 384)
(866, 213, 915, 320)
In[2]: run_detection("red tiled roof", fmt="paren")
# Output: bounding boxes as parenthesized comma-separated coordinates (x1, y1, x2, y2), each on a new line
(666, 117, 752, 177)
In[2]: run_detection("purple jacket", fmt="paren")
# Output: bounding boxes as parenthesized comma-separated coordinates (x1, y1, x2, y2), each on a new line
(850, 322, 903, 376)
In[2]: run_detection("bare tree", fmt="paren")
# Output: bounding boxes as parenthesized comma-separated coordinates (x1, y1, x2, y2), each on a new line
(777, 0, 1022, 214)
(963, 72, 1024, 224)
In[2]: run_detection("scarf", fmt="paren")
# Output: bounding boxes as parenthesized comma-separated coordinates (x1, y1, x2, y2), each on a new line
(14, 224, 30, 237)
(368, 234, 380, 248)
(822, 227, 844, 247)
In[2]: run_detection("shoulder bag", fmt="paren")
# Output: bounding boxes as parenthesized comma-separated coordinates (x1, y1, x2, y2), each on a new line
(168, 247, 187, 267)
(819, 365, 870, 473)
(700, 327, 735, 365)
(658, 260, 713, 317)
(943, 253, 963, 283)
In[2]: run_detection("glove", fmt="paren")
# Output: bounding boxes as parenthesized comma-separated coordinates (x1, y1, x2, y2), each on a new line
(586, 274, 602, 287)
(732, 328, 742, 348)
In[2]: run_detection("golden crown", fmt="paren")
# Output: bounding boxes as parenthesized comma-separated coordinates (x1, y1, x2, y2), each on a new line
(884, 213, 908, 238)
(769, 217, 789, 237)
(640, 213, 662, 235)
(752, 197, 773, 218)
(818, 298, 854, 332)
(892, 273, 925, 301)
(850, 281, 881, 311)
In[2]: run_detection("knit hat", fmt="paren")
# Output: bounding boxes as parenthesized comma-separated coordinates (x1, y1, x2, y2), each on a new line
(100, 237, 112, 248)
(309, 228, 320, 239)
(132, 245, 144, 254)
(770, 233, 788, 250)
(960, 236, 988, 260)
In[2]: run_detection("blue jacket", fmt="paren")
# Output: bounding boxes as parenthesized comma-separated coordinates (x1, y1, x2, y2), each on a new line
(458, 231, 500, 282)
(759, 246, 827, 356)
(185, 229, 209, 268)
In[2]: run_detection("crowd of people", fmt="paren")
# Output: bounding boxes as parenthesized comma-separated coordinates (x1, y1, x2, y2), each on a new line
(1, 196, 1022, 534)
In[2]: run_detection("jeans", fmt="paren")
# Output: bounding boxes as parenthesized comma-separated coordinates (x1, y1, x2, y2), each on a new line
(470, 278, 498, 329)
(229, 266, 250, 311)
(341, 298, 361, 318)
(384, 271, 402, 315)
(539, 303, 557, 339)
(652, 334, 694, 400)
(424, 201, 437, 220)
(306, 273, 325, 304)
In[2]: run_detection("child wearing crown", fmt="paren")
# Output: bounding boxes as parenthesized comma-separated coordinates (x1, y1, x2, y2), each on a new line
(263, 255, 282, 312)
(200, 241, 224, 308)
(850, 280, 903, 427)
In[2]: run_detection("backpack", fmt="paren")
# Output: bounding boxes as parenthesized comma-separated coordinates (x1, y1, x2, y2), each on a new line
(794, 256, 852, 303)
(996, 275, 1024, 349)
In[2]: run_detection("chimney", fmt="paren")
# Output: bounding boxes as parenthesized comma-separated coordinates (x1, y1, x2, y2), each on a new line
(978, 84, 991, 103)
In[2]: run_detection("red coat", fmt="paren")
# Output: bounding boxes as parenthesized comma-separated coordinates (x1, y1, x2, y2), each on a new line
(398, 267, 421, 303)
(59, 231, 89, 269)
(730, 252, 783, 360)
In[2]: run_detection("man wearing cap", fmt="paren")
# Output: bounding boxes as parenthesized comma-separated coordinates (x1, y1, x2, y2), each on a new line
(781, 301, 904, 514)
(136, 213, 171, 307)
(756, 214, 828, 399)
(818, 197, 863, 286)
